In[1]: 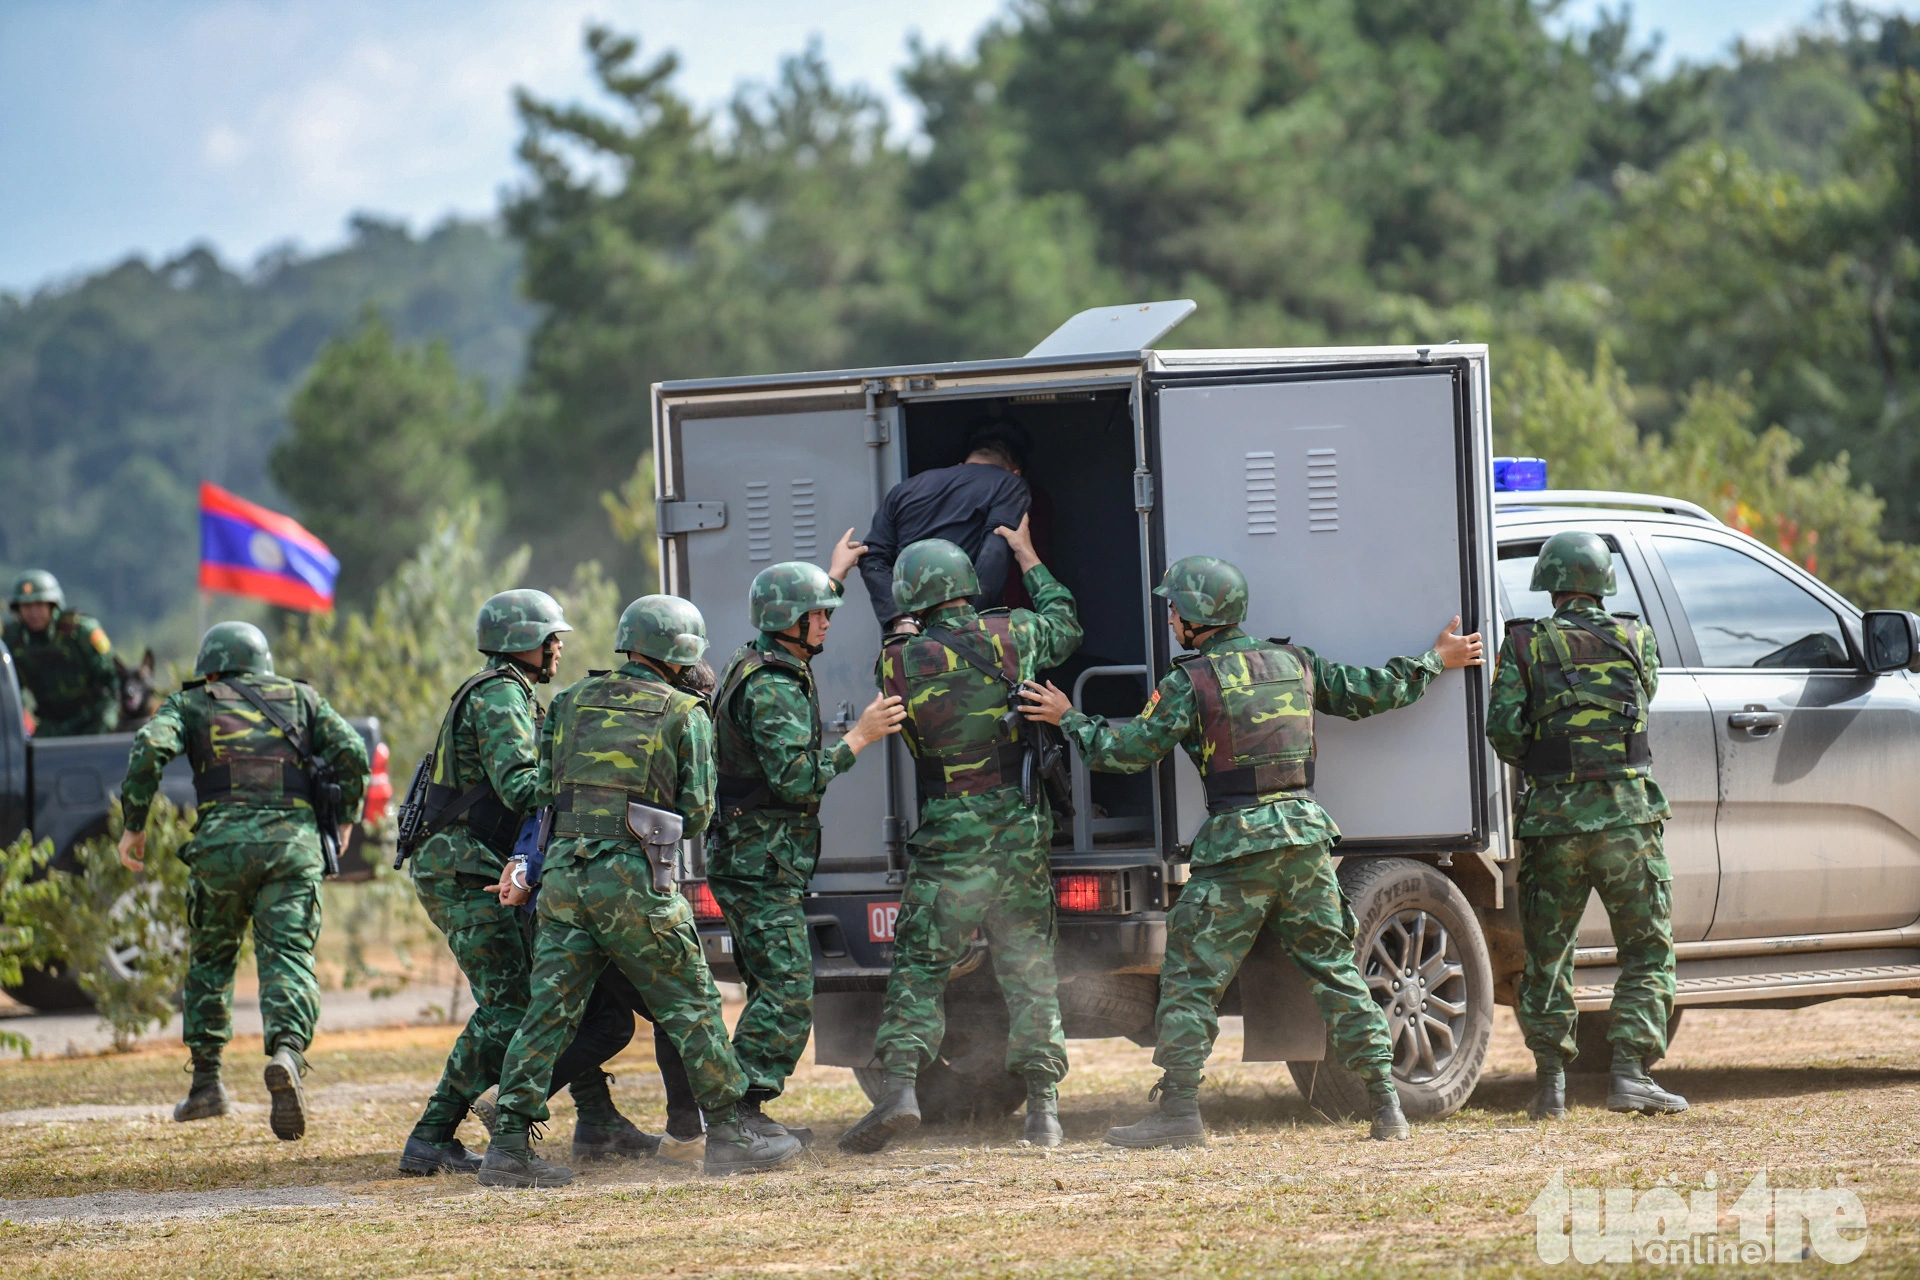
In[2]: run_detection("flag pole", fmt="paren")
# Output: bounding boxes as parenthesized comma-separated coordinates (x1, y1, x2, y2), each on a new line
(197, 590, 209, 642)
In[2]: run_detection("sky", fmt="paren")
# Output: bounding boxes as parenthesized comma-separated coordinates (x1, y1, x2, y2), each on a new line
(0, 0, 1903, 295)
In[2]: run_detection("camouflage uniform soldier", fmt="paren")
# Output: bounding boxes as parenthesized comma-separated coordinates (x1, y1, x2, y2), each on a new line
(1486, 530, 1686, 1120)
(479, 595, 800, 1187)
(4, 569, 119, 736)
(1021, 557, 1483, 1146)
(840, 517, 1083, 1154)
(710, 533, 905, 1142)
(398, 589, 647, 1175)
(118, 622, 369, 1141)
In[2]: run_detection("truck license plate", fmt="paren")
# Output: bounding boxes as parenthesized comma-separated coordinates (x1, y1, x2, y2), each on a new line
(867, 901, 900, 943)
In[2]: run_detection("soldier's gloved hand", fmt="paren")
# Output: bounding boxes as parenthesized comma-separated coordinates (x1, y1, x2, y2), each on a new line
(845, 693, 907, 754)
(1435, 616, 1485, 669)
(117, 829, 147, 873)
(1018, 680, 1071, 725)
(829, 527, 869, 584)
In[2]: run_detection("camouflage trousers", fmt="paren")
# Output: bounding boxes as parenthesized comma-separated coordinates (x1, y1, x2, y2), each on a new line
(409, 868, 533, 1131)
(182, 839, 323, 1063)
(1518, 823, 1674, 1069)
(1156, 841, 1393, 1090)
(493, 846, 747, 1132)
(875, 797, 1067, 1084)
(708, 864, 813, 1099)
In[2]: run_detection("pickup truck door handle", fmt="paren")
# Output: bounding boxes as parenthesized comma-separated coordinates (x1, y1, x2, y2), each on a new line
(1728, 708, 1785, 733)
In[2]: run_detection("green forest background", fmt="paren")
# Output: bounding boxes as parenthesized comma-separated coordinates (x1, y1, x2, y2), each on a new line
(11, 0, 1920, 678)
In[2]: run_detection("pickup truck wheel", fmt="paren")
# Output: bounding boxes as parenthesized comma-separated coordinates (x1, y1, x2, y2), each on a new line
(1570, 1007, 1683, 1074)
(3, 962, 93, 1012)
(1286, 857, 1493, 1122)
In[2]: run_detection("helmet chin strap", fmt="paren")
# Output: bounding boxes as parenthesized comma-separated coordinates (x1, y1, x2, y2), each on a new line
(776, 624, 824, 657)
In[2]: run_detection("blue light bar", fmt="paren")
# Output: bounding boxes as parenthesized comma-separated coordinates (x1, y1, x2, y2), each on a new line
(1494, 457, 1548, 492)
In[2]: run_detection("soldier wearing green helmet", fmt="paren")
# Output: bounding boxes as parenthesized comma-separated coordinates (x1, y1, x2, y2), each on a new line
(709, 532, 905, 1142)
(117, 621, 369, 1142)
(1021, 554, 1483, 1147)
(483, 593, 801, 1185)
(841, 515, 1083, 1155)
(4, 568, 119, 736)
(1486, 530, 1686, 1122)
(396, 588, 610, 1175)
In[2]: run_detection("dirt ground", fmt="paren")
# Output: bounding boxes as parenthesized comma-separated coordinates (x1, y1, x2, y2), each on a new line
(1, 997, 1916, 1278)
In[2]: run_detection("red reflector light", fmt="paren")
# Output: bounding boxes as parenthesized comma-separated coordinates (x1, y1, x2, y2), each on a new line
(1054, 872, 1123, 914)
(363, 742, 393, 820)
(685, 881, 725, 922)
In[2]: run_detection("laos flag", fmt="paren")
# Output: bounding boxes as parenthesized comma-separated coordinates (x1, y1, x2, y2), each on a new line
(198, 482, 338, 612)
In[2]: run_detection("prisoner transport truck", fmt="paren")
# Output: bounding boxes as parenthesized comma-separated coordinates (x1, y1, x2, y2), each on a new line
(656, 302, 1505, 1122)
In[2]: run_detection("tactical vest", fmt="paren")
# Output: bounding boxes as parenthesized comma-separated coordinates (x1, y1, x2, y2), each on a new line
(421, 666, 534, 858)
(713, 641, 821, 823)
(549, 671, 687, 839)
(185, 676, 313, 808)
(1178, 640, 1316, 813)
(881, 613, 1025, 799)
(1509, 611, 1653, 784)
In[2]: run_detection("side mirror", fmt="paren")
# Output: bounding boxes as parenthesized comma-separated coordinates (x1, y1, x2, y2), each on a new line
(1862, 610, 1920, 674)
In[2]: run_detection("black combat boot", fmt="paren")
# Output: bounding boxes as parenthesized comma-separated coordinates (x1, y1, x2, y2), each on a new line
(1023, 1075, 1062, 1148)
(263, 1043, 308, 1142)
(837, 1074, 921, 1154)
(703, 1104, 803, 1176)
(740, 1090, 813, 1148)
(479, 1128, 575, 1189)
(1368, 1080, 1411, 1141)
(1105, 1078, 1205, 1149)
(569, 1071, 663, 1160)
(399, 1135, 485, 1175)
(1607, 1051, 1688, 1116)
(1528, 1065, 1568, 1121)
(174, 1057, 231, 1122)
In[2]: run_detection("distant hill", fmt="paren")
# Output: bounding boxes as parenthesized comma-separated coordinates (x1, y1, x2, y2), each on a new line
(0, 215, 533, 640)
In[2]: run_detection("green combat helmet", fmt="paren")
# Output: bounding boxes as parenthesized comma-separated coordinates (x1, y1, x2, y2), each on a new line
(749, 561, 842, 632)
(476, 589, 573, 653)
(616, 594, 708, 665)
(1154, 556, 1249, 626)
(9, 569, 64, 610)
(1529, 531, 1615, 598)
(892, 539, 979, 615)
(195, 621, 274, 677)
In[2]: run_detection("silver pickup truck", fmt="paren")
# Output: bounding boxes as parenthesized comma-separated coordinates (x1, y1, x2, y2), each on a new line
(652, 304, 1920, 1124)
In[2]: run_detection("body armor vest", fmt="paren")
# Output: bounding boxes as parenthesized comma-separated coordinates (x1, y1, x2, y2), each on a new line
(881, 613, 1025, 799)
(1509, 612, 1653, 784)
(1179, 640, 1316, 813)
(187, 677, 313, 808)
(550, 671, 686, 839)
(713, 642, 820, 823)
(421, 666, 532, 858)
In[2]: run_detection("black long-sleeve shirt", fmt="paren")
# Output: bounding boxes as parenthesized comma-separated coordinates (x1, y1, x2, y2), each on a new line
(860, 462, 1032, 624)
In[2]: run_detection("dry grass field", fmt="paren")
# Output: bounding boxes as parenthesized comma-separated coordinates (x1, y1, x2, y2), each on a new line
(2, 996, 1917, 1278)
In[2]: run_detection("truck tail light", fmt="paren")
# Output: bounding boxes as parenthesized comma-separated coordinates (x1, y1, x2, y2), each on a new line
(363, 742, 392, 820)
(1054, 871, 1125, 914)
(685, 881, 725, 923)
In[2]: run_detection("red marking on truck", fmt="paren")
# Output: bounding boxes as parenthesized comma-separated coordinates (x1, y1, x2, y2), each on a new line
(868, 902, 900, 943)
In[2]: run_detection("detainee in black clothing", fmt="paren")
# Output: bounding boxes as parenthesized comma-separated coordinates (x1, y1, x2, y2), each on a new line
(859, 423, 1033, 629)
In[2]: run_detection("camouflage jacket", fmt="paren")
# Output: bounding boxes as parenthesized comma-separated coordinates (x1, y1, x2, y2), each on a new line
(123, 673, 370, 843)
(1061, 628, 1443, 866)
(1487, 596, 1671, 837)
(880, 564, 1082, 845)
(708, 633, 856, 881)
(536, 659, 715, 873)
(4, 609, 118, 736)
(412, 657, 543, 881)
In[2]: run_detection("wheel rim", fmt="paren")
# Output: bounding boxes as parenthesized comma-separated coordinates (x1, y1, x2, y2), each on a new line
(105, 884, 186, 983)
(1361, 907, 1468, 1084)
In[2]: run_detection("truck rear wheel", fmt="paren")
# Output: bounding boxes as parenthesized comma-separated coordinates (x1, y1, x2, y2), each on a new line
(3, 961, 93, 1012)
(849, 969, 1029, 1124)
(1287, 857, 1492, 1122)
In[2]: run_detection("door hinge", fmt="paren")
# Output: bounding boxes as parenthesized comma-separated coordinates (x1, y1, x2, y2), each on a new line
(864, 414, 891, 445)
(656, 499, 727, 534)
(1133, 468, 1155, 513)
